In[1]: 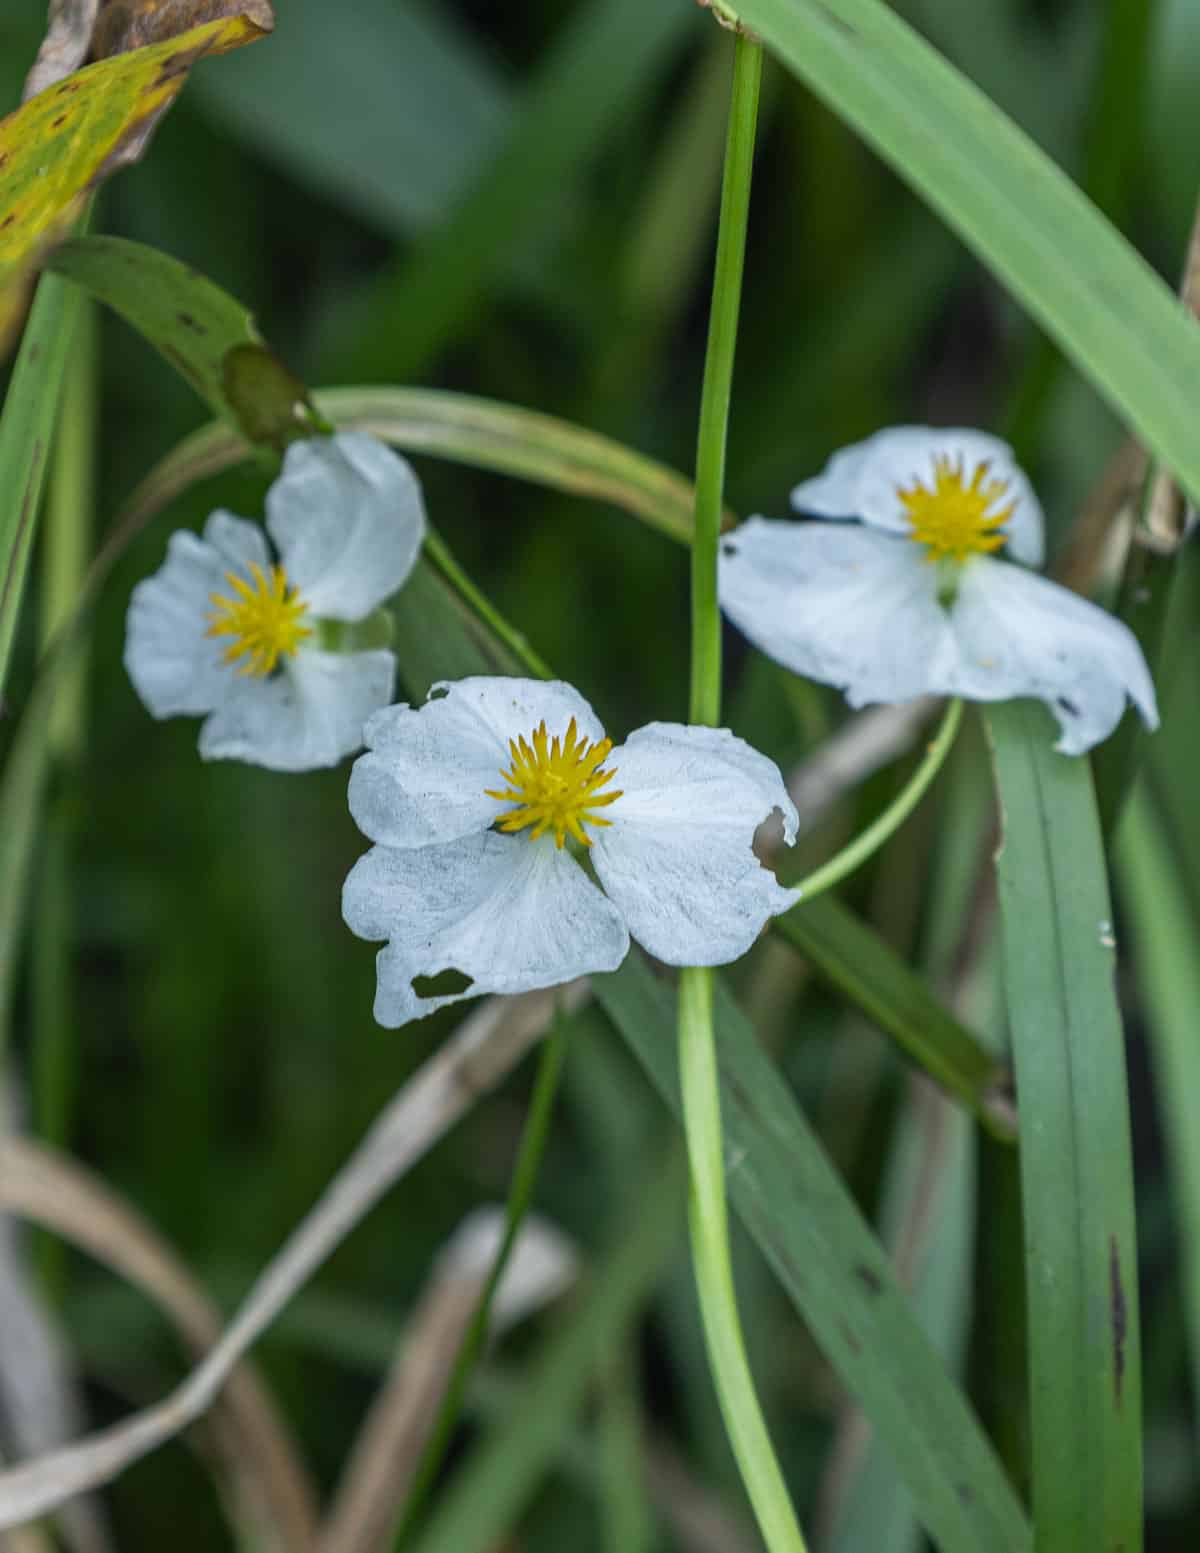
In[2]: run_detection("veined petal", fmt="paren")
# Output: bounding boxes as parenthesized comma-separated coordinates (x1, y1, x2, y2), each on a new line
(266, 432, 426, 622)
(947, 558, 1159, 755)
(350, 676, 606, 849)
(719, 519, 960, 707)
(790, 426, 1044, 567)
(124, 510, 270, 718)
(591, 723, 798, 966)
(198, 648, 395, 771)
(342, 831, 630, 1027)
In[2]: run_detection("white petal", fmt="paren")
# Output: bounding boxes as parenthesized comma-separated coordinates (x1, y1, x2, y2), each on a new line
(590, 723, 798, 966)
(719, 519, 961, 707)
(789, 426, 1044, 567)
(198, 648, 396, 771)
(266, 432, 426, 621)
(350, 676, 607, 849)
(342, 831, 629, 1027)
(946, 558, 1159, 754)
(123, 511, 270, 718)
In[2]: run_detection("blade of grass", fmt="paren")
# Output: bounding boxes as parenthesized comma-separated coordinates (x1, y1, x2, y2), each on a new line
(773, 895, 1012, 1137)
(724, 0, 1200, 508)
(0, 266, 82, 699)
(1117, 789, 1200, 1426)
(593, 958, 1031, 1553)
(985, 701, 1141, 1553)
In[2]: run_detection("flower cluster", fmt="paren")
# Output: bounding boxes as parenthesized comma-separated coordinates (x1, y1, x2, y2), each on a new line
(126, 424, 1158, 1027)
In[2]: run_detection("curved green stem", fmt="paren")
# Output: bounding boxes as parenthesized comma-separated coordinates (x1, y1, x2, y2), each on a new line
(423, 526, 554, 681)
(680, 33, 809, 1553)
(796, 698, 963, 903)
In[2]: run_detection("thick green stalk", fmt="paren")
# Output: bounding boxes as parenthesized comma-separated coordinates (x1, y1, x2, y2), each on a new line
(688, 34, 759, 728)
(680, 33, 808, 1553)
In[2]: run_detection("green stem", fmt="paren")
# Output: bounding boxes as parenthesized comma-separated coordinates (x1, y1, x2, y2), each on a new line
(680, 34, 808, 1553)
(423, 527, 554, 682)
(796, 698, 963, 902)
(394, 1014, 568, 1547)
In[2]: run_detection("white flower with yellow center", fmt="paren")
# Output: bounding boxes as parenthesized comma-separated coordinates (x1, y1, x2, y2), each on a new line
(717, 426, 1159, 755)
(124, 432, 426, 770)
(341, 677, 799, 1027)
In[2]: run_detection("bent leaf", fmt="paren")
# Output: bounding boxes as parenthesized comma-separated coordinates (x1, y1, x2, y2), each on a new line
(45, 235, 317, 446)
(0, 14, 272, 293)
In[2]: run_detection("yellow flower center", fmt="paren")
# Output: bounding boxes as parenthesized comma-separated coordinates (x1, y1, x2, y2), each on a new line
(206, 563, 312, 678)
(898, 454, 1016, 564)
(485, 717, 622, 849)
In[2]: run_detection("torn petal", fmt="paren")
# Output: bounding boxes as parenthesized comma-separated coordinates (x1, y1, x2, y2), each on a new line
(343, 832, 629, 1027)
(948, 558, 1158, 755)
(591, 722, 798, 966)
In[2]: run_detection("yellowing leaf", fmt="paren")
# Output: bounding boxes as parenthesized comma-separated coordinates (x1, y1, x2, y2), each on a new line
(0, 14, 271, 291)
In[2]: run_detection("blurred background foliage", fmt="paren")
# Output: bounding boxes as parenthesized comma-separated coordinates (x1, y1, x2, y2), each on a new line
(1, 0, 1199, 1548)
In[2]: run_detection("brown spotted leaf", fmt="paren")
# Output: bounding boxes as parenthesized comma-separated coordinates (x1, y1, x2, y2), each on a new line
(46, 235, 320, 448)
(0, 13, 272, 296)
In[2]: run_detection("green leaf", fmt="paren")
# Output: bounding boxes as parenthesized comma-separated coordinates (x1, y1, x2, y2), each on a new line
(985, 701, 1141, 1553)
(0, 266, 81, 700)
(44, 235, 318, 448)
(727, 0, 1200, 507)
(773, 894, 1013, 1139)
(117, 385, 708, 545)
(593, 958, 1031, 1553)
(1117, 791, 1200, 1430)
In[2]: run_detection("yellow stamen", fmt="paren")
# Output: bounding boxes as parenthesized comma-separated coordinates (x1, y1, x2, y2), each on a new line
(899, 454, 1016, 564)
(485, 717, 623, 849)
(206, 562, 312, 677)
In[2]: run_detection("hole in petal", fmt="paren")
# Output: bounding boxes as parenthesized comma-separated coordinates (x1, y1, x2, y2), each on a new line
(411, 968, 474, 998)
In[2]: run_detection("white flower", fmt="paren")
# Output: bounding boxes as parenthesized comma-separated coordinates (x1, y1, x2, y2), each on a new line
(342, 677, 799, 1027)
(717, 426, 1158, 755)
(124, 432, 426, 771)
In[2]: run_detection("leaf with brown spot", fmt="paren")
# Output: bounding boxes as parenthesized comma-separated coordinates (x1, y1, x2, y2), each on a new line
(0, 13, 272, 300)
(45, 235, 319, 447)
